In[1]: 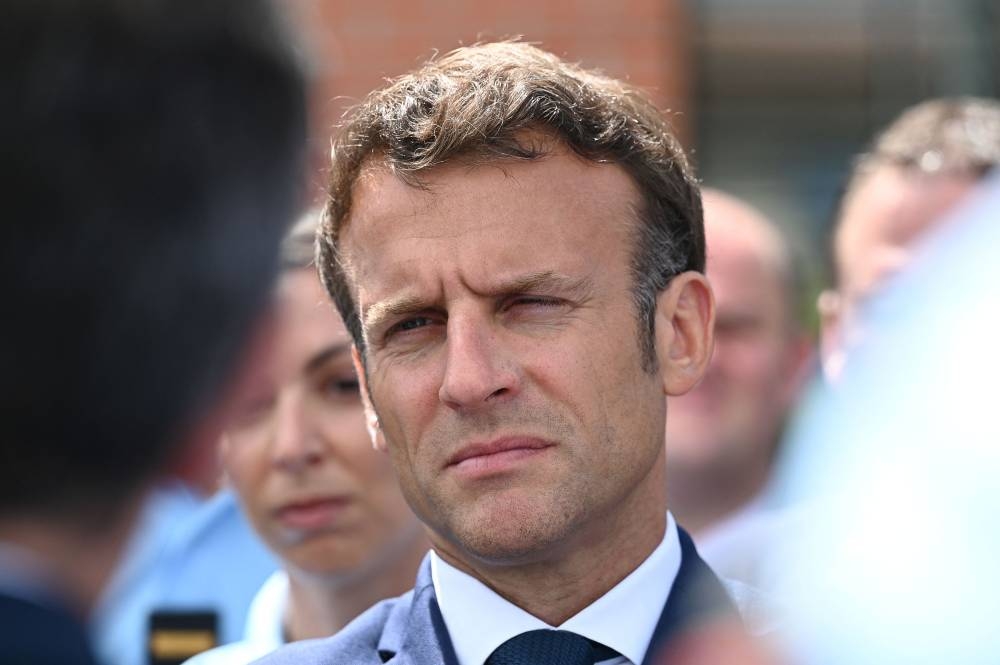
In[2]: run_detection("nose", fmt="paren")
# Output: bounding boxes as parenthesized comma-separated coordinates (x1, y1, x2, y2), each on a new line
(270, 388, 324, 472)
(438, 315, 519, 411)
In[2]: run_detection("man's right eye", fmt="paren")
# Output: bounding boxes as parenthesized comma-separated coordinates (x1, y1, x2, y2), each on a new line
(386, 317, 433, 337)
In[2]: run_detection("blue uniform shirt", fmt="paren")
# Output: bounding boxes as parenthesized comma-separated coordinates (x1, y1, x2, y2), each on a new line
(90, 484, 277, 665)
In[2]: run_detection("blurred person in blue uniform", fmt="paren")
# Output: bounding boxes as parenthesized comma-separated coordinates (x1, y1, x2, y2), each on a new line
(0, 1, 307, 663)
(91, 486, 278, 665)
(184, 214, 428, 664)
(665, 188, 813, 585)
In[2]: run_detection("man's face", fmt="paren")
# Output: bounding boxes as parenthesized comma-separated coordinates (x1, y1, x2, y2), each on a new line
(340, 145, 685, 566)
(221, 269, 420, 579)
(666, 198, 807, 479)
(821, 166, 977, 379)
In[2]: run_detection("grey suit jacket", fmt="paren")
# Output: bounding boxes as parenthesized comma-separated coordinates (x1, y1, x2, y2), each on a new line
(255, 528, 735, 665)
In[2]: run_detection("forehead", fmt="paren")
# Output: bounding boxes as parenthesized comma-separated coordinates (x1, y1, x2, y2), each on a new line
(274, 269, 350, 353)
(704, 197, 784, 275)
(703, 194, 787, 312)
(339, 147, 642, 309)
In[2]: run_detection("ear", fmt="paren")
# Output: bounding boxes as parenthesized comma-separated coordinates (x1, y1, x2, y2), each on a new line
(654, 271, 715, 396)
(352, 345, 388, 453)
(817, 289, 845, 383)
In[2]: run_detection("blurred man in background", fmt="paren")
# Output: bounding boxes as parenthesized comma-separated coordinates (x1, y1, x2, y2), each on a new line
(665, 188, 812, 583)
(0, 1, 306, 663)
(818, 97, 1000, 381)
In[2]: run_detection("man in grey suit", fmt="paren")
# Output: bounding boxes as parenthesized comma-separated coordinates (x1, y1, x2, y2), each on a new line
(259, 41, 738, 665)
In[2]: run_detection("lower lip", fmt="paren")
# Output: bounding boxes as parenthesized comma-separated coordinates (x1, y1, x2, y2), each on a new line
(451, 446, 551, 478)
(276, 499, 349, 531)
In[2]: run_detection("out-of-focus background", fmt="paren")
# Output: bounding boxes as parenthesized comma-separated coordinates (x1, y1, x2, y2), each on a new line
(287, 0, 999, 300)
(65, 3, 999, 664)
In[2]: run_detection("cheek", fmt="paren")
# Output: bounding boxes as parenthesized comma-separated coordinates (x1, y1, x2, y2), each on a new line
(546, 336, 655, 455)
(369, 458, 414, 522)
(717, 338, 779, 384)
(221, 436, 268, 498)
(318, 406, 373, 461)
(369, 362, 443, 456)
(323, 411, 403, 495)
(341, 426, 391, 482)
(221, 437, 276, 537)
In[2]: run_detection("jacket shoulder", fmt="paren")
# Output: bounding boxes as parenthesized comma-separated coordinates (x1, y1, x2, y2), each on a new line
(251, 591, 413, 665)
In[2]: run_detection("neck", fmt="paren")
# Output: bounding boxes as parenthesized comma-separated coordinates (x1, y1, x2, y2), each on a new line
(667, 459, 769, 536)
(0, 504, 141, 614)
(284, 528, 429, 641)
(434, 468, 667, 626)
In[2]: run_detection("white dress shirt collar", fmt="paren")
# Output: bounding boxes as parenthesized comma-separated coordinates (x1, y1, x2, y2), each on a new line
(431, 512, 681, 665)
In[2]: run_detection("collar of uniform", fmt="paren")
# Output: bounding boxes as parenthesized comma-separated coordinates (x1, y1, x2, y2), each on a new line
(430, 512, 681, 665)
(242, 569, 288, 647)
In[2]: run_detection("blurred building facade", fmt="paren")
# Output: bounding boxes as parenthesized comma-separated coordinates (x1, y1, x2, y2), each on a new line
(285, 0, 695, 185)
(694, 0, 1000, 288)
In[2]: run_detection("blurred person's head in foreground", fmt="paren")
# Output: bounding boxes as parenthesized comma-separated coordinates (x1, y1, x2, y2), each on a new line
(0, 0, 306, 646)
(201, 213, 426, 659)
(666, 188, 812, 537)
(819, 97, 1000, 380)
(252, 41, 747, 665)
(775, 175, 1000, 665)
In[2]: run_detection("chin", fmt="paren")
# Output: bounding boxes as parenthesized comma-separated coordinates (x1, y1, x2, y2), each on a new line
(458, 531, 558, 565)
(286, 540, 365, 576)
(448, 496, 577, 565)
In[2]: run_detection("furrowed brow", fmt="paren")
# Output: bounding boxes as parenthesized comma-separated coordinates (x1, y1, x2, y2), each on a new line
(496, 271, 594, 299)
(360, 272, 593, 334)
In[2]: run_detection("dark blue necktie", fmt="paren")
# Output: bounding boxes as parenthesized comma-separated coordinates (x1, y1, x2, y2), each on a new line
(486, 629, 619, 665)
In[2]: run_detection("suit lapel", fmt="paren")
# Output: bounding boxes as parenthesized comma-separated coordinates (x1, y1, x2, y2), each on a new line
(383, 532, 733, 665)
(640, 527, 738, 665)
(378, 555, 460, 665)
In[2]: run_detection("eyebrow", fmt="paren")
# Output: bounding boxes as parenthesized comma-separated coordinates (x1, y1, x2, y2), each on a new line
(495, 271, 593, 299)
(362, 294, 433, 336)
(303, 341, 353, 374)
(361, 271, 594, 334)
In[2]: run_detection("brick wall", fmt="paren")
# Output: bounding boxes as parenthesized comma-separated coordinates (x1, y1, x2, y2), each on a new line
(285, 0, 693, 189)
